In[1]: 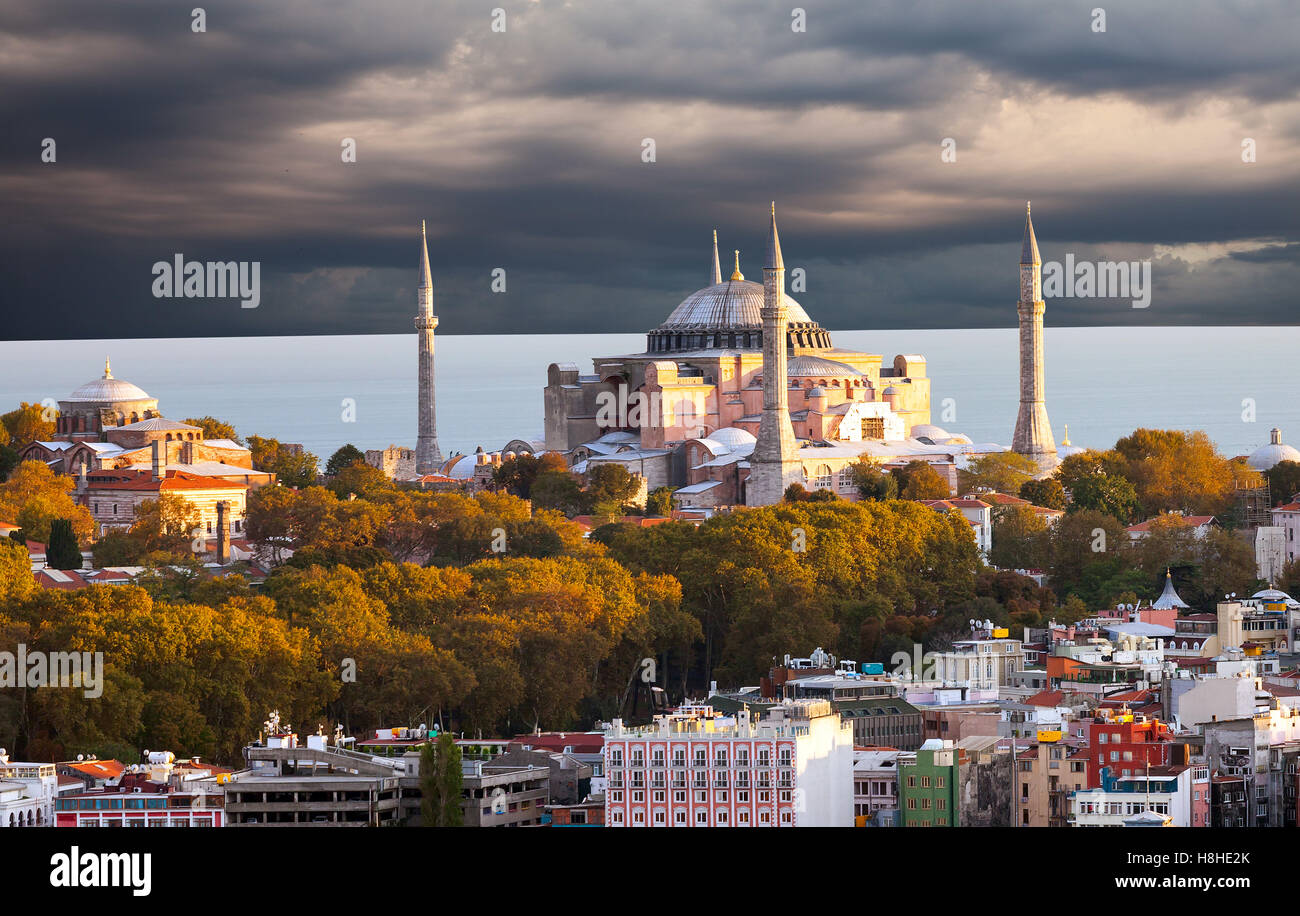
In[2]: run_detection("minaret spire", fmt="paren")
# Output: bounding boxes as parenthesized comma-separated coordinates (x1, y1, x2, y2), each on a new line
(1012, 202, 1057, 476)
(414, 220, 442, 474)
(418, 219, 434, 317)
(711, 230, 722, 285)
(747, 202, 802, 506)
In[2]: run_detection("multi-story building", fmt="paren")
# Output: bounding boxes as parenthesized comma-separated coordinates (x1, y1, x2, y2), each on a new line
(1070, 763, 1210, 827)
(54, 752, 227, 827)
(1013, 730, 1089, 827)
(898, 739, 965, 827)
(853, 748, 902, 825)
(0, 752, 57, 827)
(1202, 705, 1300, 827)
(603, 701, 853, 827)
(779, 674, 924, 750)
(925, 630, 1026, 690)
(1086, 709, 1175, 788)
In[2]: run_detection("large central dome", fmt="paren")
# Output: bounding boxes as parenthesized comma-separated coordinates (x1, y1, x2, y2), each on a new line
(660, 279, 813, 329)
(647, 279, 831, 354)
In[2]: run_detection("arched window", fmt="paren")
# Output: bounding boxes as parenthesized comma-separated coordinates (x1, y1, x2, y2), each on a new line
(815, 465, 832, 488)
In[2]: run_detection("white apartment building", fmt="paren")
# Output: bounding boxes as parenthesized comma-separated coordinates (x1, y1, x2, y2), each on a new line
(603, 700, 853, 827)
(0, 752, 57, 827)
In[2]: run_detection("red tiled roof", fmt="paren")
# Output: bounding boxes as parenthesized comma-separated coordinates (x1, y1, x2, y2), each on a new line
(85, 469, 245, 492)
(1024, 690, 1065, 707)
(60, 759, 126, 779)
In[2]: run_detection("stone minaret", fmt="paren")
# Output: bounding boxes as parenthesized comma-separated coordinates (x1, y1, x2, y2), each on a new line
(746, 204, 803, 506)
(1011, 202, 1057, 475)
(414, 220, 443, 475)
(711, 229, 722, 285)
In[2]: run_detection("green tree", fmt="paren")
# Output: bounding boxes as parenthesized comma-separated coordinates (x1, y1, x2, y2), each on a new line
(852, 461, 898, 501)
(585, 464, 641, 513)
(989, 505, 1050, 571)
(184, 416, 242, 444)
(325, 444, 366, 477)
(1069, 471, 1139, 523)
(531, 470, 584, 516)
(1265, 461, 1300, 507)
(959, 451, 1038, 495)
(1019, 477, 1066, 510)
(247, 435, 319, 488)
(326, 460, 394, 501)
(645, 486, 677, 517)
(46, 518, 82, 569)
(421, 732, 464, 827)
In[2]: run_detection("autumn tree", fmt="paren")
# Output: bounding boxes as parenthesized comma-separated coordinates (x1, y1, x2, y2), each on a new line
(1, 402, 57, 448)
(1113, 428, 1235, 517)
(891, 460, 950, 500)
(0, 460, 95, 544)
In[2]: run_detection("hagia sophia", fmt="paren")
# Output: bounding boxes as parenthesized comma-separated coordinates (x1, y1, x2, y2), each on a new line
(530, 207, 1010, 507)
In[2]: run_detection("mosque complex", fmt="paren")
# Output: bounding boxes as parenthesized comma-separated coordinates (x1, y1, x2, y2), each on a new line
(499, 203, 1057, 507)
(411, 202, 1074, 505)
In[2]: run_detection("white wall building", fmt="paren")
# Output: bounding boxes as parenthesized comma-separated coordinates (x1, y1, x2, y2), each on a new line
(603, 700, 853, 827)
(0, 752, 57, 827)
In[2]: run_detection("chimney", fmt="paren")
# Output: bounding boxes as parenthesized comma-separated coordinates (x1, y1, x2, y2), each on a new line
(151, 439, 166, 481)
(216, 501, 231, 565)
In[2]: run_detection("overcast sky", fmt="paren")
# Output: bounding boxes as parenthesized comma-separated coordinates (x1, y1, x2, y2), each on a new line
(2, 0, 1297, 340)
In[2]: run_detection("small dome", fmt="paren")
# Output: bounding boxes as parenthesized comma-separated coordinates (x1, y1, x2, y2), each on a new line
(709, 427, 756, 448)
(1248, 428, 1300, 471)
(807, 386, 827, 397)
(944, 433, 973, 445)
(882, 386, 902, 396)
(909, 423, 948, 439)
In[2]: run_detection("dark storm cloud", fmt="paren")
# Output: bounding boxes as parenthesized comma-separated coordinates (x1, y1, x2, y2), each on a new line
(0, 0, 1297, 341)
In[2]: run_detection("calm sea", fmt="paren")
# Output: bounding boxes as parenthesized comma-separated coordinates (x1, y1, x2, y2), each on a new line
(0, 327, 1293, 463)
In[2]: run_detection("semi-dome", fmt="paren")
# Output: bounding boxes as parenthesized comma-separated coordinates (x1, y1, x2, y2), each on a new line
(65, 359, 152, 403)
(1248, 428, 1300, 471)
(787, 355, 863, 378)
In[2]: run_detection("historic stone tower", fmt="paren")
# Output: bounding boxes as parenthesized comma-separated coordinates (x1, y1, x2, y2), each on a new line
(746, 204, 803, 506)
(414, 220, 443, 475)
(1011, 202, 1058, 476)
